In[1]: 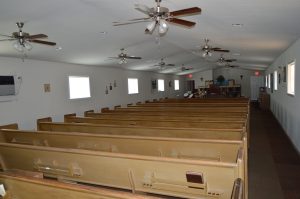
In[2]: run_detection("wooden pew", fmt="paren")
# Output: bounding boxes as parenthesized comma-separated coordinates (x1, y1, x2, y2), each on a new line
(128, 103, 249, 107)
(0, 142, 244, 199)
(113, 106, 248, 113)
(84, 110, 247, 121)
(64, 114, 246, 130)
(0, 129, 243, 162)
(0, 172, 160, 199)
(37, 120, 245, 141)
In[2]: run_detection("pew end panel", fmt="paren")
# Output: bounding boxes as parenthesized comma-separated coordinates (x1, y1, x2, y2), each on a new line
(36, 118, 52, 131)
(84, 110, 94, 117)
(0, 124, 19, 130)
(64, 114, 76, 122)
(101, 107, 110, 113)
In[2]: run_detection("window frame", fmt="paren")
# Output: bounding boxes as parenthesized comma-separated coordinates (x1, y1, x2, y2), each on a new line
(128, 78, 139, 94)
(274, 70, 278, 91)
(174, 80, 180, 91)
(158, 79, 165, 92)
(68, 76, 91, 100)
(287, 61, 296, 96)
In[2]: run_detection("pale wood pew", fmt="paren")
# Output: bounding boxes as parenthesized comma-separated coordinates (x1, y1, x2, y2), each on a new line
(0, 129, 243, 162)
(156, 98, 249, 103)
(100, 109, 248, 117)
(37, 120, 245, 140)
(129, 103, 249, 108)
(0, 142, 244, 199)
(113, 106, 248, 113)
(0, 172, 161, 199)
(64, 114, 246, 129)
(84, 110, 248, 121)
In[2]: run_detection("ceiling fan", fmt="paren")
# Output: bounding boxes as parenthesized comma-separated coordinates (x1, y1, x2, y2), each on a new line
(217, 54, 237, 65)
(0, 22, 56, 52)
(181, 64, 193, 71)
(113, 0, 201, 35)
(224, 63, 239, 68)
(152, 58, 175, 69)
(108, 48, 142, 64)
(201, 38, 229, 57)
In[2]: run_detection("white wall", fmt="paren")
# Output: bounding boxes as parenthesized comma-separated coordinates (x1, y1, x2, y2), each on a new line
(266, 38, 300, 152)
(0, 57, 185, 129)
(190, 70, 213, 88)
(213, 68, 259, 97)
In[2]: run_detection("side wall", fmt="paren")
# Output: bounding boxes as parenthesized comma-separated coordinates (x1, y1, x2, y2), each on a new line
(0, 57, 184, 129)
(266, 38, 300, 152)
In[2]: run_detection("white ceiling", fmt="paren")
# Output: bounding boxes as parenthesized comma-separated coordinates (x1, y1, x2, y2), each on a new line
(1, 0, 300, 75)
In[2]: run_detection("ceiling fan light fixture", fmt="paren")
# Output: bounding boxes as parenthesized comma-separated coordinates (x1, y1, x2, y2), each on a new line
(13, 41, 24, 52)
(24, 42, 33, 51)
(158, 20, 168, 34)
(145, 21, 157, 33)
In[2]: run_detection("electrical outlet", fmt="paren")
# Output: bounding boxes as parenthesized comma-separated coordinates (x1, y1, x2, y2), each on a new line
(44, 84, 51, 92)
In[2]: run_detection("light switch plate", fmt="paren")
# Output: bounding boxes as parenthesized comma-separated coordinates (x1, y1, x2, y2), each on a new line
(44, 84, 51, 92)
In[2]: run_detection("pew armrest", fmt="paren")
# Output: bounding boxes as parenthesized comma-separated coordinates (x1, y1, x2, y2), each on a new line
(231, 178, 243, 199)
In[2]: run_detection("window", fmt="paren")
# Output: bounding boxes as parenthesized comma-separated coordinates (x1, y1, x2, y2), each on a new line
(268, 74, 271, 88)
(158, 79, 165, 91)
(128, 78, 139, 94)
(274, 71, 278, 90)
(68, 76, 91, 99)
(174, 80, 179, 90)
(265, 75, 268, 87)
(287, 61, 295, 95)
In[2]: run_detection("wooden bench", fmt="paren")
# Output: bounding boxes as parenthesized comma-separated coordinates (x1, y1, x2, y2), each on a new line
(0, 172, 163, 199)
(64, 114, 246, 130)
(0, 129, 244, 162)
(84, 110, 248, 121)
(0, 142, 244, 199)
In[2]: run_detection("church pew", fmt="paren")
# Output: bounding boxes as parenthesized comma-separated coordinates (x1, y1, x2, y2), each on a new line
(84, 110, 247, 122)
(37, 120, 245, 141)
(100, 109, 248, 117)
(64, 114, 246, 129)
(0, 129, 243, 163)
(113, 106, 248, 113)
(128, 103, 248, 108)
(0, 142, 245, 199)
(0, 172, 163, 199)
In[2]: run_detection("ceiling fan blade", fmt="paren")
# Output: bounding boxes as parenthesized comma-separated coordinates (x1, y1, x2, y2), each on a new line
(0, 34, 13, 38)
(27, 34, 48, 39)
(169, 7, 201, 17)
(113, 20, 150, 26)
(29, 40, 56, 46)
(108, 57, 119, 59)
(225, 59, 237, 62)
(213, 49, 230, 52)
(134, 4, 152, 16)
(0, 38, 16, 41)
(126, 56, 142, 59)
(167, 18, 196, 27)
(166, 64, 175, 66)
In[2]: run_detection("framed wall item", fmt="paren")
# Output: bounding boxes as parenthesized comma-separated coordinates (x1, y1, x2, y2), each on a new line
(151, 79, 157, 89)
(283, 66, 286, 82)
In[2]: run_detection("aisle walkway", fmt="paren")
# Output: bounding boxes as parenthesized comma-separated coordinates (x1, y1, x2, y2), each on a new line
(249, 104, 300, 199)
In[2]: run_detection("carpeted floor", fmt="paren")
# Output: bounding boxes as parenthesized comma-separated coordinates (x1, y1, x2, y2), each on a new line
(249, 103, 300, 199)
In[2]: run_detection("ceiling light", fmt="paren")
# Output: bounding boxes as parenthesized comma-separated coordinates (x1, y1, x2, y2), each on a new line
(24, 42, 32, 51)
(145, 21, 157, 33)
(13, 41, 33, 52)
(13, 41, 24, 52)
(56, 46, 62, 51)
(202, 50, 212, 57)
(232, 23, 244, 27)
(158, 20, 168, 34)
